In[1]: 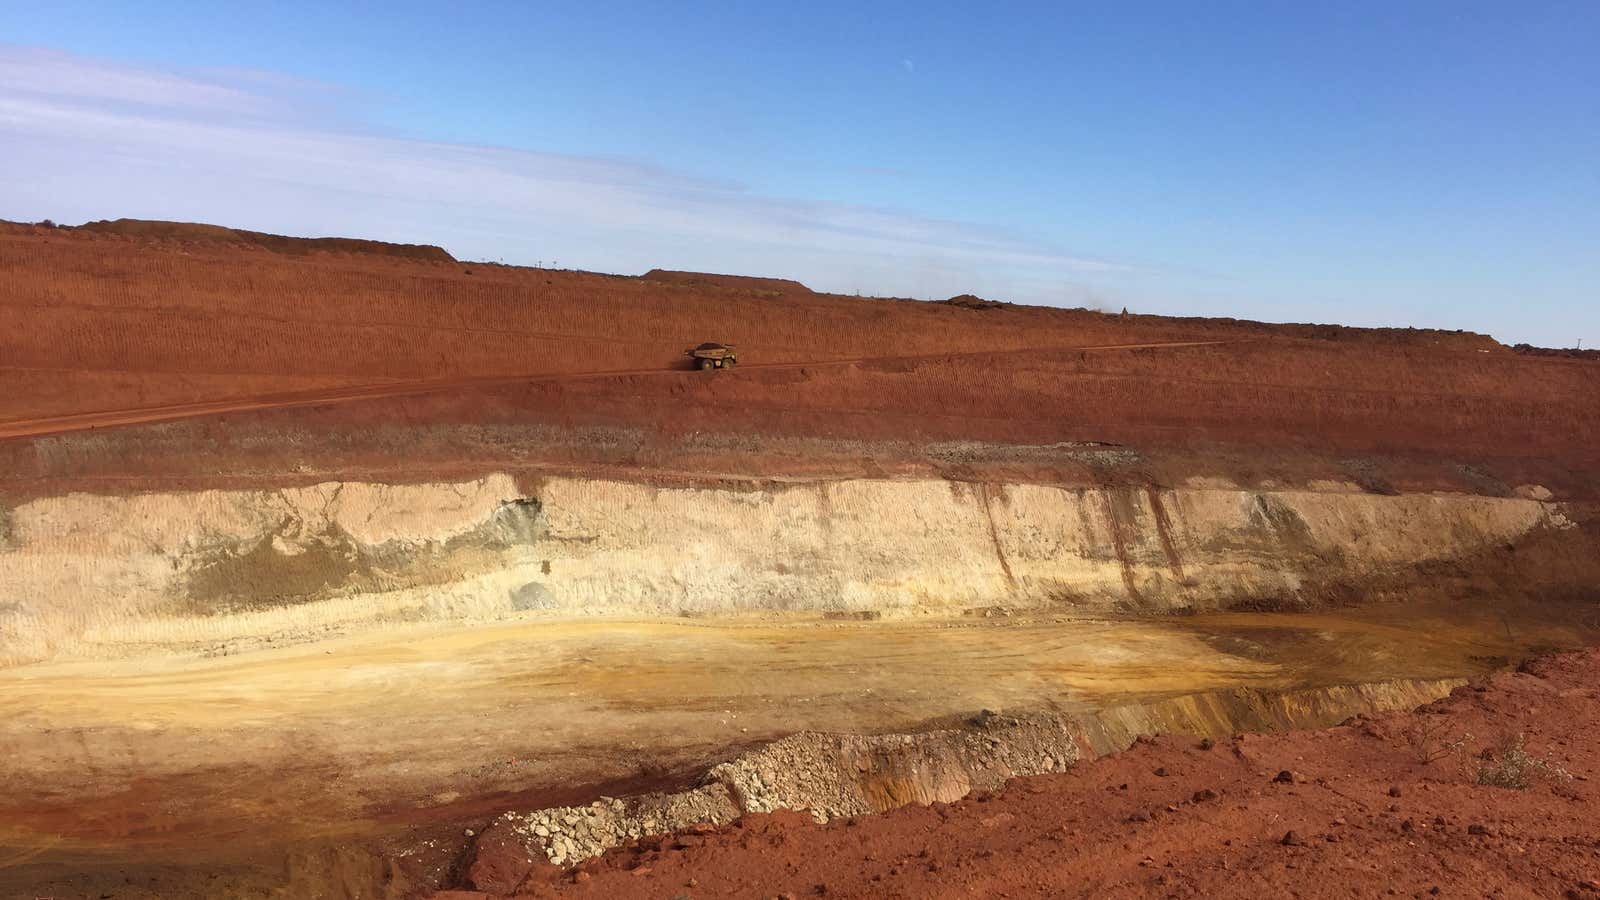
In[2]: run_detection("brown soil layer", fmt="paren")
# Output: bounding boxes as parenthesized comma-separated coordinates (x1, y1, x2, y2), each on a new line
(447, 648, 1600, 900)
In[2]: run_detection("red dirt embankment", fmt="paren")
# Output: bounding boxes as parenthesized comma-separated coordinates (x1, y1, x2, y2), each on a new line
(445, 649, 1600, 900)
(641, 268, 812, 294)
(2, 220, 1597, 496)
(72, 218, 456, 262)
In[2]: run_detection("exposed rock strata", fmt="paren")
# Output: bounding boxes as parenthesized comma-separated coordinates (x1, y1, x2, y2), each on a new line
(0, 474, 1571, 664)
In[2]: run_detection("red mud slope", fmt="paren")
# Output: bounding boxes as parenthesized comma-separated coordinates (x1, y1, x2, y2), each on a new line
(446, 649, 1600, 900)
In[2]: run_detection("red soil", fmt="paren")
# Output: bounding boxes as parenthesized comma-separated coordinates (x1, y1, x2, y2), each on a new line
(2, 220, 1596, 499)
(445, 649, 1600, 900)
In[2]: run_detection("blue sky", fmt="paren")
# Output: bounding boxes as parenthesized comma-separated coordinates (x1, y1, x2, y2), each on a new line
(2, 2, 1596, 346)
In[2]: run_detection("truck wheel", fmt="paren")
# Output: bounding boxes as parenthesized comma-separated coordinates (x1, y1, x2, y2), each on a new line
(724, 358, 737, 368)
(699, 358, 716, 371)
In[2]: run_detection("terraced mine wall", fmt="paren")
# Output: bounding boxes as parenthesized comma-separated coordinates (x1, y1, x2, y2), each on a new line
(6, 224, 1599, 471)
(0, 473, 1575, 665)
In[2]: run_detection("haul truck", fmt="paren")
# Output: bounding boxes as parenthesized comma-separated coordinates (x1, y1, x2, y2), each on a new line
(686, 342, 738, 371)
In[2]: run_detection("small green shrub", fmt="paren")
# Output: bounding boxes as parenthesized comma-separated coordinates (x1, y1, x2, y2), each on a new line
(1469, 733, 1571, 789)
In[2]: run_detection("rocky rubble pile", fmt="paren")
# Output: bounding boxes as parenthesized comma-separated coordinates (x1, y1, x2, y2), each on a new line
(499, 784, 738, 866)
(711, 711, 1079, 821)
(483, 712, 1080, 869)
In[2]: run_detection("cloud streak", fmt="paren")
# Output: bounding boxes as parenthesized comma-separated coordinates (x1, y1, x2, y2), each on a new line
(0, 45, 1127, 299)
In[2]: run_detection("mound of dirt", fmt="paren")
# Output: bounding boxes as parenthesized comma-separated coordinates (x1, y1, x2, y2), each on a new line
(640, 268, 811, 294)
(1161, 313, 1505, 352)
(937, 293, 1010, 310)
(1512, 342, 1600, 361)
(73, 218, 455, 262)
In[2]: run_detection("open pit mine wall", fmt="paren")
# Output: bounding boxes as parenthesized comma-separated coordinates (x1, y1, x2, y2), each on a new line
(0, 474, 1572, 664)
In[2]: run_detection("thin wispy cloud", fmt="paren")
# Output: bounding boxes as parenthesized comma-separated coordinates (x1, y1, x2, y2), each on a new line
(0, 45, 1128, 300)
(0, 45, 302, 120)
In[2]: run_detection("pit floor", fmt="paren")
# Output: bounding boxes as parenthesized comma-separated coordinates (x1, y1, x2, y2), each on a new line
(1, 599, 1594, 897)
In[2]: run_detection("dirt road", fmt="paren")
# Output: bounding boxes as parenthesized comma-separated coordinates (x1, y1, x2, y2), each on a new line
(0, 340, 1232, 441)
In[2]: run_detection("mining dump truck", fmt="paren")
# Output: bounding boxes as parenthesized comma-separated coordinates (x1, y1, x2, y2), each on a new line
(686, 342, 738, 371)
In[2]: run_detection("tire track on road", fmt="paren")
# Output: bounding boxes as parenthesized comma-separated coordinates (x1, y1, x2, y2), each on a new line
(0, 340, 1234, 440)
